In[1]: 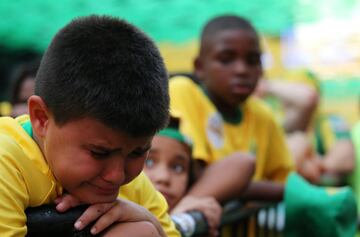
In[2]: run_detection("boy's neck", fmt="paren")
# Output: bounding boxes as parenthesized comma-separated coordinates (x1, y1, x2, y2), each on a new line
(216, 105, 242, 124)
(32, 133, 45, 158)
(201, 86, 243, 124)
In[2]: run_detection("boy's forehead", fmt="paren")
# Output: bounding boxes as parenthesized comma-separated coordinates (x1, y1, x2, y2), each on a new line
(57, 116, 154, 148)
(201, 28, 259, 54)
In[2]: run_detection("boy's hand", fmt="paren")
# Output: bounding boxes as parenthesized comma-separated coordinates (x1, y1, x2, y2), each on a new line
(54, 193, 82, 212)
(76, 198, 165, 236)
(172, 195, 222, 237)
(55, 193, 165, 236)
(55, 194, 165, 236)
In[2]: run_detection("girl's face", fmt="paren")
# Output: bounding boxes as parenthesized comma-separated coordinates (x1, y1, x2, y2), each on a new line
(18, 77, 35, 104)
(144, 136, 191, 210)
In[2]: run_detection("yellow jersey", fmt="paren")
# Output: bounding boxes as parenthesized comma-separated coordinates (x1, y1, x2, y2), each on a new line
(169, 76, 294, 182)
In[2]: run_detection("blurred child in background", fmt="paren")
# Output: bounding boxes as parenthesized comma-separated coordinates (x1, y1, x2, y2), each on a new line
(9, 60, 39, 117)
(256, 71, 355, 185)
(169, 15, 294, 209)
(144, 116, 256, 236)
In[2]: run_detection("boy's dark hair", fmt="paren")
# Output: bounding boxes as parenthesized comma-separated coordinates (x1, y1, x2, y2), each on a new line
(199, 15, 258, 54)
(10, 60, 40, 105)
(35, 15, 169, 137)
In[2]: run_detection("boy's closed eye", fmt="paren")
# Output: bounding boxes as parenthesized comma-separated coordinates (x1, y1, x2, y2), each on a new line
(86, 145, 150, 160)
(90, 150, 111, 159)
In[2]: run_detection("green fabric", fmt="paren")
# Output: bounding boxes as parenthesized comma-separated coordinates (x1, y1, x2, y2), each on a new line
(285, 172, 357, 237)
(21, 120, 33, 138)
(348, 121, 360, 214)
(158, 128, 192, 148)
(0, 1, 358, 50)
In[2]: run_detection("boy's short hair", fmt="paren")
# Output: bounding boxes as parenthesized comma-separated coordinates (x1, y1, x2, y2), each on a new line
(200, 15, 258, 54)
(35, 15, 169, 137)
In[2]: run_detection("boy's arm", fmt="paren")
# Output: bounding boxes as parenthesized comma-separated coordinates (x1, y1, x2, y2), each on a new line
(172, 152, 255, 210)
(184, 153, 255, 202)
(171, 153, 254, 236)
(256, 79, 319, 133)
(322, 140, 355, 176)
(240, 181, 284, 201)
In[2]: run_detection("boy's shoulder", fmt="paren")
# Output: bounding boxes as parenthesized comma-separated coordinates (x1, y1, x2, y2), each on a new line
(0, 116, 38, 153)
(0, 116, 58, 206)
(244, 96, 277, 121)
(169, 75, 199, 89)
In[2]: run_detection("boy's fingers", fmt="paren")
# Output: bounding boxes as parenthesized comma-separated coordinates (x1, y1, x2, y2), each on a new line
(74, 203, 114, 230)
(90, 206, 121, 235)
(54, 196, 62, 205)
(55, 194, 81, 212)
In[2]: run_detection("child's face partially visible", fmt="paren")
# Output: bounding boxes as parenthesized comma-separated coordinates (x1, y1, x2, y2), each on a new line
(18, 77, 35, 104)
(196, 29, 263, 109)
(144, 136, 191, 210)
(39, 116, 152, 204)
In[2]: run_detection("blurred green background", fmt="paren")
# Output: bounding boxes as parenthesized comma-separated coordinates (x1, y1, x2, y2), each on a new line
(0, 0, 358, 122)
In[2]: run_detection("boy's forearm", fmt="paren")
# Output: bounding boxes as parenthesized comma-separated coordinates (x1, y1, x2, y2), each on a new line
(240, 181, 284, 202)
(265, 80, 319, 133)
(322, 140, 355, 175)
(188, 153, 255, 202)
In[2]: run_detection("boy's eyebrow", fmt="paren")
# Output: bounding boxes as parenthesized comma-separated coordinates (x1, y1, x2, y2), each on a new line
(84, 144, 122, 153)
(85, 143, 152, 155)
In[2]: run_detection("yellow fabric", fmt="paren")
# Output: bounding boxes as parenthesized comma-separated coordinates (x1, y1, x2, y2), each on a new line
(0, 115, 179, 237)
(0, 101, 12, 116)
(169, 76, 294, 182)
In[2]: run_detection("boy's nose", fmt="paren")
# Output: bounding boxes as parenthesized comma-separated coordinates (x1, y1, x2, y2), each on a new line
(101, 157, 126, 185)
(233, 60, 247, 75)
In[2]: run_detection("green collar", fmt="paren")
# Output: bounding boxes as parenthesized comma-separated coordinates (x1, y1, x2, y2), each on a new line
(21, 120, 33, 138)
(201, 85, 243, 125)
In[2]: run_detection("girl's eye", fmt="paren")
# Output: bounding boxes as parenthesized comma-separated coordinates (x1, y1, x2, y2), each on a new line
(145, 158, 155, 168)
(172, 164, 185, 174)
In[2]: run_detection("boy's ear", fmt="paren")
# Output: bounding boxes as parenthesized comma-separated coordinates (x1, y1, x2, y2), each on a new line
(28, 95, 50, 138)
(193, 56, 204, 81)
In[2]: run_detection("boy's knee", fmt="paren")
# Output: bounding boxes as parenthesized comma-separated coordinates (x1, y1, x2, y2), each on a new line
(101, 221, 159, 237)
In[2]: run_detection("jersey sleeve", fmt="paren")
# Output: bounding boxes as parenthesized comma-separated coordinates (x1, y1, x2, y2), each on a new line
(0, 135, 29, 237)
(264, 115, 295, 183)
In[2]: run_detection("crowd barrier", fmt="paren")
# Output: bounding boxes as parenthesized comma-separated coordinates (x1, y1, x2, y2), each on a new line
(26, 201, 282, 237)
